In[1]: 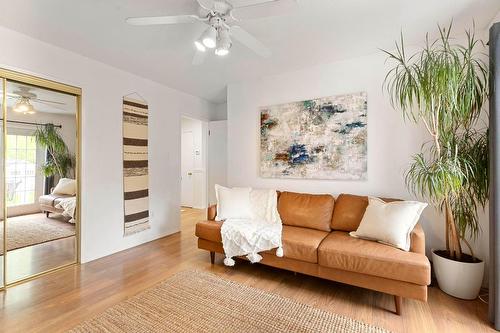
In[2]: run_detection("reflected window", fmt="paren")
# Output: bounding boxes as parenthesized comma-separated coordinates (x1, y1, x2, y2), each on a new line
(6, 134, 37, 206)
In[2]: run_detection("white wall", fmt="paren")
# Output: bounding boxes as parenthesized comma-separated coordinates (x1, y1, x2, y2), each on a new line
(181, 117, 207, 209)
(208, 120, 228, 205)
(227, 51, 428, 196)
(489, 10, 500, 28)
(211, 102, 228, 121)
(226, 49, 489, 281)
(0, 26, 214, 263)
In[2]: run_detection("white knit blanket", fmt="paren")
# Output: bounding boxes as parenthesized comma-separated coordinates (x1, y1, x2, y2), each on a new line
(55, 196, 76, 223)
(220, 189, 283, 266)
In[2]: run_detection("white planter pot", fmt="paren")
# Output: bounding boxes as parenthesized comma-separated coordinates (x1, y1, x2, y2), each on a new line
(432, 249, 484, 300)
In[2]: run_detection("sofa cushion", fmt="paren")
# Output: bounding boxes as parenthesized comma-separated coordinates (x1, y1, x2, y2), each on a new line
(39, 194, 57, 206)
(195, 220, 222, 243)
(54, 195, 74, 206)
(318, 231, 430, 285)
(196, 221, 328, 264)
(330, 194, 368, 231)
(39, 194, 73, 206)
(267, 225, 329, 263)
(278, 192, 334, 231)
(331, 194, 402, 231)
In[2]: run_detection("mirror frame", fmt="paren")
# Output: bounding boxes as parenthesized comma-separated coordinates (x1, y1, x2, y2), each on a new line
(0, 68, 81, 288)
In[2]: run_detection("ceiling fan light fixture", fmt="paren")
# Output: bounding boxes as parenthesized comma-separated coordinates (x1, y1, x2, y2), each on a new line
(215, 48, 229, 56)
(215, 28, 232, 56)
(194, 39, 206, 52)
(201, 26, 217, 49)
(13, 97, 35, 114)
(24, 107, 36, 115)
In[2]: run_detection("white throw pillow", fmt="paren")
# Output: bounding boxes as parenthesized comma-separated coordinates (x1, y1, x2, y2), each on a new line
(215, 184, 252, 221)
(249, 188, 281, 224)
(53, 178, 77, 196)
(350, 197, 427, 251)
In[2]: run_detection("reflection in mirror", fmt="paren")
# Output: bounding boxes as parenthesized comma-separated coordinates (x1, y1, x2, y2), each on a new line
(5, 80, 77, 284)
(0, 79, 4, 287)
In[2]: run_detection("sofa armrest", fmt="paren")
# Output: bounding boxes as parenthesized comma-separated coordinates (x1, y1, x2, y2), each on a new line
(410, 223, 425, 255)
(207, 204, 217, 221)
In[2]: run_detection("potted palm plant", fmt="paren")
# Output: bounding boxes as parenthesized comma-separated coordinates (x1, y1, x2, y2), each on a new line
(383, 24, 489, 299)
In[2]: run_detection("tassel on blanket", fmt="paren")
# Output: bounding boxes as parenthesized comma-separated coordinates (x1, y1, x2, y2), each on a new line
(246, 252, 263, 263)
(224, 257, 235, 266)
(276, 246, 283, 257)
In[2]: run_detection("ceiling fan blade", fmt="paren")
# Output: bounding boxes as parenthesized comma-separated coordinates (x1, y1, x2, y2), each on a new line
(192, 50, 208, 66)
(35, 100, 70, 112)
(230, 26, 271, 58)
(33, 98, 66, 105)
(230, 0, 275, 7)
(197, 0, 215, 11)
(126, 15, 201, 26)
(6, 93, 64, 105)
(230, 0, 297, 21)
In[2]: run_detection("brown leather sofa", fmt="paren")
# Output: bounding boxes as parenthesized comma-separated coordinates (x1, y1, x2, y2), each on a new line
(195, 191, 431, 315)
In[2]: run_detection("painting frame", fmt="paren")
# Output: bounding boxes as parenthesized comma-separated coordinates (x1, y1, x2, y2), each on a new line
(259, 91, 367, 180)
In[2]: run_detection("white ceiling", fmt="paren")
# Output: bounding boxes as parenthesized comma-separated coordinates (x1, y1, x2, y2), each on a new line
(0, 0, 498, 104)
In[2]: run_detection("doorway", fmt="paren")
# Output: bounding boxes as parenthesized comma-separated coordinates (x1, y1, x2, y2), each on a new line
(181, 129, 194, 207)
(208, 120, 227, 204)
(181, 117, 207, 209)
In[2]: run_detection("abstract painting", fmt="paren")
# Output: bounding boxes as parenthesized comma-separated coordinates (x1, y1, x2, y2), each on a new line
(123, 97, 150, 236)
(260, 92, 367, 180)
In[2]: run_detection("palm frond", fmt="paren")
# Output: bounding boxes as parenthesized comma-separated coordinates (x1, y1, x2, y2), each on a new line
(35, 124, 75, 178)
(382, 22, 489, 251)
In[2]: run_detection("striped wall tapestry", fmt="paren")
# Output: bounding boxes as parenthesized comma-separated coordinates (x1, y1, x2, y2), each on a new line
(123, 97, 150, 236)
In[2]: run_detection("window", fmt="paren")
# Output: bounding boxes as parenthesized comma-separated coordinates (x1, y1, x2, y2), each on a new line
(6, 134, 37, 207)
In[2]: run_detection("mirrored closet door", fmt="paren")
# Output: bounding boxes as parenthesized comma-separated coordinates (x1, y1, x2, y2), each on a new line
(0, 78, 5, 288)
(0, 69, 80, 287)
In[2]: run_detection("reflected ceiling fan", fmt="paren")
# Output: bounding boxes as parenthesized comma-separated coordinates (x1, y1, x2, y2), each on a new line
(7, 86, 66, 114)
(126, 0, 298, 65)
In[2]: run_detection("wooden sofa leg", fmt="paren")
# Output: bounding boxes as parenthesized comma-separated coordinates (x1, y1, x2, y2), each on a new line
(210, 251, 215, 265)
(46, 211, 50, 218)
(394, 295, 403, 315)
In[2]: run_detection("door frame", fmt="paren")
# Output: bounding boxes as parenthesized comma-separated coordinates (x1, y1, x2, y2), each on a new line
(181, 129, 194, 207)
(0, 67, 82, 289)
(180, 115, 208, 210)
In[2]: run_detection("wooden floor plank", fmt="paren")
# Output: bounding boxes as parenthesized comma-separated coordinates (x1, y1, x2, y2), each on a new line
(0, 208, 494, 332)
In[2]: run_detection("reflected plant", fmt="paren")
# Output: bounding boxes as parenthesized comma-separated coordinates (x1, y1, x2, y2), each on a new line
(35, 124, 74, 178)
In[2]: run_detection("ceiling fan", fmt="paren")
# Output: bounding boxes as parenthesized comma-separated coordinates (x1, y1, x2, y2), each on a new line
(7, 86, 66, 114)
(126, 0, 298, 65)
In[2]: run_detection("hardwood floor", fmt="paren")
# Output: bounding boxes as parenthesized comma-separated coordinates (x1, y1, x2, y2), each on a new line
(0, 208, 494, 332)
(0, 212, 76, 285)
(3, 236, 75, 284)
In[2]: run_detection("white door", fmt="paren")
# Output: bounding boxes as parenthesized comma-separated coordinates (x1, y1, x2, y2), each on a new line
(181, 130, 194, 207)
(208, 120, 227, 205)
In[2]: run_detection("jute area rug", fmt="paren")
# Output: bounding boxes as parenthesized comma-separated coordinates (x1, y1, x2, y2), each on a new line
(0, 213, 75, 254)
(69, 270, 390, 333)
